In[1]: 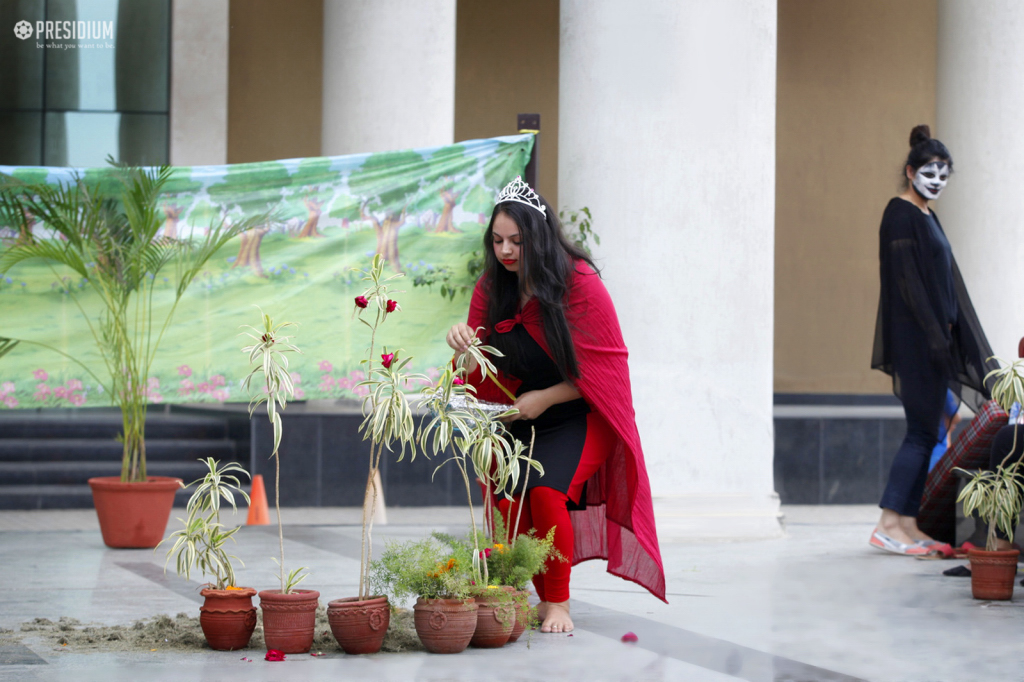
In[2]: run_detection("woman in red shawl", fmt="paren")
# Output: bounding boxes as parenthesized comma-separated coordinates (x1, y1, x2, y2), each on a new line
(446, 177, 665, 633)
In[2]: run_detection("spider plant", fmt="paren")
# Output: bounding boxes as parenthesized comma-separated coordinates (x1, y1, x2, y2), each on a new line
(0, 165, 266, 482)
(957, 357, 1024, 550)
(241, 309, 307, 594)
(160, 458, 251, 589)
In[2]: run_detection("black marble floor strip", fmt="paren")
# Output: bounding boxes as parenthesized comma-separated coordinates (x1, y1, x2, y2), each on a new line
(0, 643, 47, 666)
(115, 562, 205, 604)
(572, 600, 869, 682)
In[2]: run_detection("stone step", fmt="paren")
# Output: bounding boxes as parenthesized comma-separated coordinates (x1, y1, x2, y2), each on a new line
(0, 460, 212, 486)
(0, 413, 231, 441)
(0, 484, 192, 510)
(0, 438, 237, 462)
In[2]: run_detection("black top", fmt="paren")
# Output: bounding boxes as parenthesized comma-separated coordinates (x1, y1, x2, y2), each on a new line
(491, 324, 590, 428)
(871, 197, 995, 410)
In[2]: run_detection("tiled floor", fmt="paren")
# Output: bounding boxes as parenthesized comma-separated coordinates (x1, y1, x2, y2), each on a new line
(0, 505, 1017, 682)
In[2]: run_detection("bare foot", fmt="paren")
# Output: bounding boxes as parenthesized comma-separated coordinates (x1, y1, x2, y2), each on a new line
(535, 601, 548, 622)
(539, 600, 573, 633)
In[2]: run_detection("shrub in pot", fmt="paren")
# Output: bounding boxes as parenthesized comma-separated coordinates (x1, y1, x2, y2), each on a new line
(241, 311, 318, 653)
(0, 166, 265, 548)
(160, 458, 256, 650)
(957, 358, 1024, 600)
(371, 535, 477, 654)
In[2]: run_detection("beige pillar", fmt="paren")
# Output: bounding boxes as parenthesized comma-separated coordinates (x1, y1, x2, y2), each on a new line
(169, 0, 228, 166)
(321, 0, 456, 156)
(559, 0, 781, 538)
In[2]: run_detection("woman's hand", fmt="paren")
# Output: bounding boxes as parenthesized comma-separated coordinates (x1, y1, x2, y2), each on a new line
(446, 323, 476, 353)
(505, 390, 552, 422)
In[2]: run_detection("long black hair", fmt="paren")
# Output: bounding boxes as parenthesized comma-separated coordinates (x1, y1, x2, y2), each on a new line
(483, 195, 598, 381)
(901, 124, 953, 188)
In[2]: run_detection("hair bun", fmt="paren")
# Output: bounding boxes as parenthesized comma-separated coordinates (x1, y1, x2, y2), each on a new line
(910, 124, 932, 147)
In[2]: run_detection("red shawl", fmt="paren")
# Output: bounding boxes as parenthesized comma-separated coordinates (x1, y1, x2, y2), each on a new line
(467, 262, 666, 602)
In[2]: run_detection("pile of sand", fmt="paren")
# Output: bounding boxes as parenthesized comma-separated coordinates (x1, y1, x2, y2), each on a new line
(13, 606, 425, 654)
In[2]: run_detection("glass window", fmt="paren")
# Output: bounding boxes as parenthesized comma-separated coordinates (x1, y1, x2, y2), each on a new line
(0, 0, 169, 167)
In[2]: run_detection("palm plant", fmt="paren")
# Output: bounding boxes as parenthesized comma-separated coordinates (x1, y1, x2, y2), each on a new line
(160, 458, 251, 589)
(957, 358, 1024, 550)
(0, 165, 266, 482)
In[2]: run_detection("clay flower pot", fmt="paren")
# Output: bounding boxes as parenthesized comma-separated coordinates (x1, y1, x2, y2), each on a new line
(258, 589, 320, 653)
(327, 595, 390, 654)
(969, 548, 1020, 601)
(199, 587, 257, 650)
(469, 589, 515, 648)
(507, 589, 530, 643)
(413, 597, 478, 654)
(88, 476, 182, 548)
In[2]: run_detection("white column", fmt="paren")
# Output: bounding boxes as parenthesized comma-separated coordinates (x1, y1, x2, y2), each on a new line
(937, 1, 1024, 363)
(559, 0, 781, 538)
(321, 0, 455, 155)
(169, 0, 228, 166)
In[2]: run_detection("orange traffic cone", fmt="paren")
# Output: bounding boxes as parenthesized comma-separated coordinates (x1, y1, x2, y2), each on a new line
(246, 474, 270, 525)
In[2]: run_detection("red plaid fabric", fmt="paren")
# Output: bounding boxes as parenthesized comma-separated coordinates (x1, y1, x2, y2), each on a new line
(918, 400, 1007, 543)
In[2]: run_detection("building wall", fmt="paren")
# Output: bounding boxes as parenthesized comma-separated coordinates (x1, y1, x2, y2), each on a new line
(454, 0, 560, 208)
(774, 0, 937, 394)
(227, 0, 323, 163)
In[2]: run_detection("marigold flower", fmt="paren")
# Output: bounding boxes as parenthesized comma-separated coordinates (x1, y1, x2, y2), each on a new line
(380, 353, 395, 369)
(386, 299, 398, 313)
(354, 295, 369, 308)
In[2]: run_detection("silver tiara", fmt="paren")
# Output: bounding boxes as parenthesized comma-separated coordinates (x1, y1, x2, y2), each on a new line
(496, 176, 546, 216)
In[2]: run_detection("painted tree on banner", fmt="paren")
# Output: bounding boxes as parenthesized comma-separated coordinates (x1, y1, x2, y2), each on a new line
(207, 162, 290, 277)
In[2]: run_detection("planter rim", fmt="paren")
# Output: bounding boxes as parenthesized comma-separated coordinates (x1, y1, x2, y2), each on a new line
(258, 589, 320, 600)
(968, 548, 1021, 559)
(88, 476, 183, 491)
(328, 595, 387, 608)
(415, 596, 477, 606)
(201, 587, 257, 598)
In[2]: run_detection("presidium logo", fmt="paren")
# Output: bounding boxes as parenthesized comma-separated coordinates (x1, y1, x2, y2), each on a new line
(13, 19, 114, 44)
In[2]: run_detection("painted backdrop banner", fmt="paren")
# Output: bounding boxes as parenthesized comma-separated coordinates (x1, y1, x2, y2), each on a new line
(0, 135, 533, 409)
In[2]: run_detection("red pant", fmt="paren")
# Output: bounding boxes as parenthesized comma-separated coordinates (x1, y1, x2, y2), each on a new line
(496, 412, 614, 602)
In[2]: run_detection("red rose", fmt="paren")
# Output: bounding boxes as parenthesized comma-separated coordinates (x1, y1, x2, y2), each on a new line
(265, 649, 286, 661)
(386, 299, 398, 313)
(354, 295, 368, 308)
(380, 353, 395, 369)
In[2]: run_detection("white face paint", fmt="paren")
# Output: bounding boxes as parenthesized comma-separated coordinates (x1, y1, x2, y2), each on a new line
(912, 161, 950, 200)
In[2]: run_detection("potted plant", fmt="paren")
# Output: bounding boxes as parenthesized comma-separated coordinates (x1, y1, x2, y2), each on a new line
(957, 357, 1024, 600)
(478, 513, 559, 643)
(159, 457, 256, 650)
(418, 340, 544, 648)
(370, 535, 477, 654)
(327, 255, 421, 655)
(0, 165, 265, 548)
(240, 310, 318, 653)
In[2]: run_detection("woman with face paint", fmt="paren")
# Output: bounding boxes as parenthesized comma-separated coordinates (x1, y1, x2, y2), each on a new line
(445, 177, 666, 633)
(870, 125, 996, 555)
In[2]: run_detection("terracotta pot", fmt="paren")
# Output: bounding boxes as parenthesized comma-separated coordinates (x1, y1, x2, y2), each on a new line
(199, 587, 257, 650)
(258, 589, 320, 653)
(969, 548, 1020, 601)
(88, 476, 182, 548)
(327, 595, 390, 654)
(413, 597, 478, 654)
(507, 589, 529, 643)
(469, 589, 515, 648)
